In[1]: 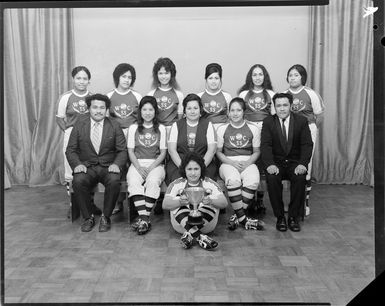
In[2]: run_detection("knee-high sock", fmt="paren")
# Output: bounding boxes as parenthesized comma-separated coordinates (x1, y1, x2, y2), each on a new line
(145, 196, 157, 220)
(305, 180, 312, 206)
(242, 186, 257, 210)
(227, 186, 246, 223)
(132, 195, 147, 221)
(175, 207, 201, 238)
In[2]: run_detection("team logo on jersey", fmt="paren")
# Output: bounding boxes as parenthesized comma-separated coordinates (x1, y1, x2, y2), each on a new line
(203, 100, 223, 114)
(248, 97, 267, 111)
(114, 103, 133, 118)
(229, 133, 250, 148)
(291, 98, 306, 112)
(138, 132, 158, 147)
(187, 132, 196, 147)
(157, 96, 173, 111)
(72, 100, 88, 114)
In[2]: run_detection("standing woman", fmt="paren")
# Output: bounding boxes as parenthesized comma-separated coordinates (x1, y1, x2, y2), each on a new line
(56, 66, 92, 183)
(216, 97, 264, 231)
(167, 93, 217, 185)
(285, 64, 325, 216)
(238, 64, 276, 214)
(126, 96, 167, 234)
(197, 63, 232, 130)
(147, 57, 184, 135)
(107, 63, 142, 214)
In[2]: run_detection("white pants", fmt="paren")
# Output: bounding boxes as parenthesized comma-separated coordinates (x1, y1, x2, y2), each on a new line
(63, 127, 73, 182)
(219, 162, 260, 189)
(307, 123, 318, 181)
(126, 159, 165, 199)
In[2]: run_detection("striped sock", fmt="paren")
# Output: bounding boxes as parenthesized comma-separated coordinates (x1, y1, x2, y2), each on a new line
(132, 195, 147, 222)
(227, 185, 246, 223)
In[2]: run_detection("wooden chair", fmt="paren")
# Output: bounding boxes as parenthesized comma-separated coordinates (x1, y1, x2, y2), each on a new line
(66, 181, 130, 222)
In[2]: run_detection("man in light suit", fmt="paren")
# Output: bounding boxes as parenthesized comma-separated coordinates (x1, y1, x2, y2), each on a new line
(261, 92, 313, 232)
(66, 94, 128, 232)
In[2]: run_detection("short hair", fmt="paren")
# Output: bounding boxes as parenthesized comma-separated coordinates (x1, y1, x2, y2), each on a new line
(152, 57, 180, 89)
(286, 64, 307, 85)
(85, 94, 111, 109)
(71, 66, 91, 80)
(205, 63, 222, 79)
(272, 92, 293, 105)
(113, 63, 136, 88)
(229, 97, 246, 112)
(179, 151, 206, 180)
(182, 93, 203, 115)
(137, 96, 160, 134)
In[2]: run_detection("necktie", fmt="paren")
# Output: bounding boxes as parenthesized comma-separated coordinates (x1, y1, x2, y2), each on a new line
(281, 118, 287, 143)
(91, 122, 102, 153)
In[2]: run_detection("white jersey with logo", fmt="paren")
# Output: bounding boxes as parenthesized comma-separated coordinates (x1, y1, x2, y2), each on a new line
(106, 88, 142, 129)
(147, 87, 184, 127)
(239, 89, 275, 123)
(217, 121, 260, 158)
(127, 123, 166, 159)
(56, 90, 90, 128)
(285, 86, 324, 124)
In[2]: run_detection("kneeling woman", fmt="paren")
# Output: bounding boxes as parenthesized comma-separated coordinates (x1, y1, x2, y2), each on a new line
(162, 152, 227, 250)
(216, 97, 264, 231)
(127, 96, 167, 234)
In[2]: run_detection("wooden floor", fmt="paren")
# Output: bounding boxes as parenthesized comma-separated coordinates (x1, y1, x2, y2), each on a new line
(3, 184, 375, 305)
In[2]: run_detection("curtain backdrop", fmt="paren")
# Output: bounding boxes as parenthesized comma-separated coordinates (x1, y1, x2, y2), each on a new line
(308, 0, 374, 185)
(4, 8, 74, 187)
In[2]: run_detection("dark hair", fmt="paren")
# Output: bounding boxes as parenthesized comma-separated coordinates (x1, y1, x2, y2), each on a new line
(237, 64, 273, 106)
(137, 96, 160, 134)
(85, 94, 111, 109)
(113, 63, 136, 88)
(182, 93, 203, 115)
(286, 64, 307, 85)
(229, 97, 246, 112)
(152, 57, 180, 90)
(205, 63, 222, 79)
(71, 66, 91, 80)
(272, 92, 293, 105)
(179, 152, 206, 180)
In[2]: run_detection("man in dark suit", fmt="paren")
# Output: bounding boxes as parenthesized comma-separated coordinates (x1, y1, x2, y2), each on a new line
(261, 92, 313, 232)
(66, 94, 128, 232)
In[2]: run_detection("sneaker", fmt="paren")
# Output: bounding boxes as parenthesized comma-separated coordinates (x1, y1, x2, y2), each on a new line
(197, 234, 218, 250)
(137, 220, 151, 235)
(305, 203, 310, 217)
(131, 218, 142, 231)
(81, 217, 95, 232)
(227, 214, 239, 231)
(244, 217, 264, 230)
(180, 231, 194, 249)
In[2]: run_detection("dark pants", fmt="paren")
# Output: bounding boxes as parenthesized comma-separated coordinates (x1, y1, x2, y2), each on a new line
(265, 163, 306, 218)
(72, 165, 121, 219)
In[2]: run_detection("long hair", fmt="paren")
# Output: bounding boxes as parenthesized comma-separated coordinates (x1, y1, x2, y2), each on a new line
(179, 151, 206, 180)
(137, 96, 160, 134)
(151, 57, 180, 90)
(237, 64, 273, 105)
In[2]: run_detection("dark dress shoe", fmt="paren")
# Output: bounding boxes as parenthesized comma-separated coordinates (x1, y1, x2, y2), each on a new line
(112, 202, 123, 215)
(276, 216, 287, 232)
(288, 217, 301, 232)
(81, 217, 95, 232)
(99, 216, 111, 232)
(91, 204, 102, 216)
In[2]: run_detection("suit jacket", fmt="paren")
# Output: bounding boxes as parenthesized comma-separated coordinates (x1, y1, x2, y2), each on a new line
(66, 116, 128, 170)
(260, 113, 313, 169)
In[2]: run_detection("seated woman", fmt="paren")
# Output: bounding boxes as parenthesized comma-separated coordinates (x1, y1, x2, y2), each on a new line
(216, 97, 264, 231)
(166, 93, 217, 185)
(162, 152, 227, 250)
(126, 96, 167, 235)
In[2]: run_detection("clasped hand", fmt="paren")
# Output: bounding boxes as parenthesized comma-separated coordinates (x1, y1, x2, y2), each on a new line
(74, 164, 120, 173)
